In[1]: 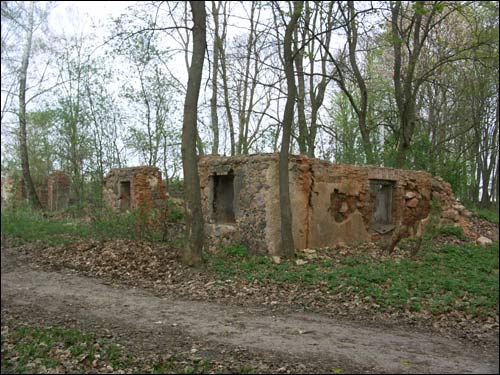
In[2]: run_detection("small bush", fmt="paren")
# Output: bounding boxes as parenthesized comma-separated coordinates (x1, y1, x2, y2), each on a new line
(223, 243, 249, 258)
(437, 225, 465, 239)
(169, 208, 184, 222)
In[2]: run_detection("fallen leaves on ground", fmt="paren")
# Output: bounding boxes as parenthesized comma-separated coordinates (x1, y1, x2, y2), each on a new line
(2, 215, 498, 347)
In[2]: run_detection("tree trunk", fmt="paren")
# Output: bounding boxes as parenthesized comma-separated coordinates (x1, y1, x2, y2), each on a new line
(19, 1, 41, 209)
(182, 1, 206, 267)
(210, 1, 221, 155)
(236, 2, 256, 155)
(279, 1, 302, 259)
(219, 41, 235, 155)
(293, 26, 307, 155)
(347, 1, 373, 164)
(391, 1, 425, 168)
(218, 2, 235, 155)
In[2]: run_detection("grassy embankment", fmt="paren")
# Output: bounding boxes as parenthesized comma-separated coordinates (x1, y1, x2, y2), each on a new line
(2, 206, 498, 317)
(1, 206, 498, 374)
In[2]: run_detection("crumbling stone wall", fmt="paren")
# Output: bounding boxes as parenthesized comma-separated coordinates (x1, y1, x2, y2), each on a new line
(47, 171, 70, 211)
(1, 176, 25, 206)
(199, 155, 273, 254)
(1, 172, 69, 211)
(103, 166, 167, 212)
(36, 183, 48, 209)
(199, 154, 472, 255)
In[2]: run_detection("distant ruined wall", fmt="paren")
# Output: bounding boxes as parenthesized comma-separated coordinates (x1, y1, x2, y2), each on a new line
(47, 171, 70, 211)
(36, 183, 48, 209)
(306, 161, 434, 248)
(199, 154, 473, 255)
(103, 166, 167, 212)
(1, 172, 70, 211)
(1, 176, 19, 205)
(1, 175, 26, 207)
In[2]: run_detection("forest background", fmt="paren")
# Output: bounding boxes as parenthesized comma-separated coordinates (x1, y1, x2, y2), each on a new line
(1, 1, 498, 211)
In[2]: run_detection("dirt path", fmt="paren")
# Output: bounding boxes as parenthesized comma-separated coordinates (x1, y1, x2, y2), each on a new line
(1, 246, 498, 374)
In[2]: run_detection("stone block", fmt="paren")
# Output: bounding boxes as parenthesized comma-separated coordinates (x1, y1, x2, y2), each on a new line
(406, 198, 419, 208)
(405, 191, 417, 199)
(476, 236, 493, 246)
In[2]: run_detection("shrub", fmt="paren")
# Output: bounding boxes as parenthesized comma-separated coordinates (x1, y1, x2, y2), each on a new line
(223, 243, 249, 258)
(437, 224, 465, 239)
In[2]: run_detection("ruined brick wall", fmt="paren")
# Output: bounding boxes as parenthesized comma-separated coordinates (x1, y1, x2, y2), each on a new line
(103, 166, 167, 212)
(132, 167, 168, 210)
(199, 154, 473, 255)
(1, 175, 26, 206)
(1, 176, 16, 205)
(262, 154, 312, 255)
(36, 182, 48, 209)
(2, 173, 64, 210)
(47, 171, 70, 211)
(307, 162, 436, 247)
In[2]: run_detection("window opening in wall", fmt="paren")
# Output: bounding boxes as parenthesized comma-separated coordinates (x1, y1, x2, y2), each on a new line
(120, 181, 131, 211)
(329, 188, 348, 223)
(212, 173, 235, 223)
(369, 179, 395, 234)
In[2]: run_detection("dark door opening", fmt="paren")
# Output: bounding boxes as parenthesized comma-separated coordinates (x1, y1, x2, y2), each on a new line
(120, 181, 131, 211)
(370, 179, 394, 233)
(212, 174, 235, 223)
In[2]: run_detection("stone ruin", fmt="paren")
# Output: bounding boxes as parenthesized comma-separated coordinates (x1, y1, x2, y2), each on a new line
(103, 166, 167, 212)
(199, 154, 473, 255)
(1, 171, 70, 211)
(1, 175, 26, 206)
(46, 171, 71, 211)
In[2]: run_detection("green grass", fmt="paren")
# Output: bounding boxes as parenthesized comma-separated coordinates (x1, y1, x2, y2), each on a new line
(471, 207, 499, 223)
(1, 324, 103, 374)
(0, 206, 174, 245)
(207, 241, 499, 317)
(0, 322, 236, 374)
(435, 224, 465, 239)
(1, 207, 92, 245)
(2, 207, 498, 319)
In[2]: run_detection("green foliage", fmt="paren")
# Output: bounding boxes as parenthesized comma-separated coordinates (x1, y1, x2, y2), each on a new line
(0, 206, 91, 245)
(470, 207, 499, 223)
(168, 178, 184, 191)
(223, 243, 249, 258)
(168, 208, 184, 222)
(327, 89, 366, 164)
(437, 225, 465, 239)
(0, 206, 170, 245)
(207, 241, 499, 317)
(0, 322, 217, 374)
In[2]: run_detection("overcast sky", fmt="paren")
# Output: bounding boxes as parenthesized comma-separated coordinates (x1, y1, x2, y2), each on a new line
(50, 1, 135, 35)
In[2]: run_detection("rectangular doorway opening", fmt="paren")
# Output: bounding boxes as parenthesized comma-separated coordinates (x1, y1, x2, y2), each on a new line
(212, 174, 235, 223)
(120, 181, 131, 211)
(369, 179, 395, 234)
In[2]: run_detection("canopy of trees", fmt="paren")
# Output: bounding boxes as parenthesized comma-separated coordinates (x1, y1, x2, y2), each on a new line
(1, 1, 498, 210)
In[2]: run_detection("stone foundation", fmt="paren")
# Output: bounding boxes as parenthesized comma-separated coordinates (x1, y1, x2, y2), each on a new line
(199, 154, 472, 254)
